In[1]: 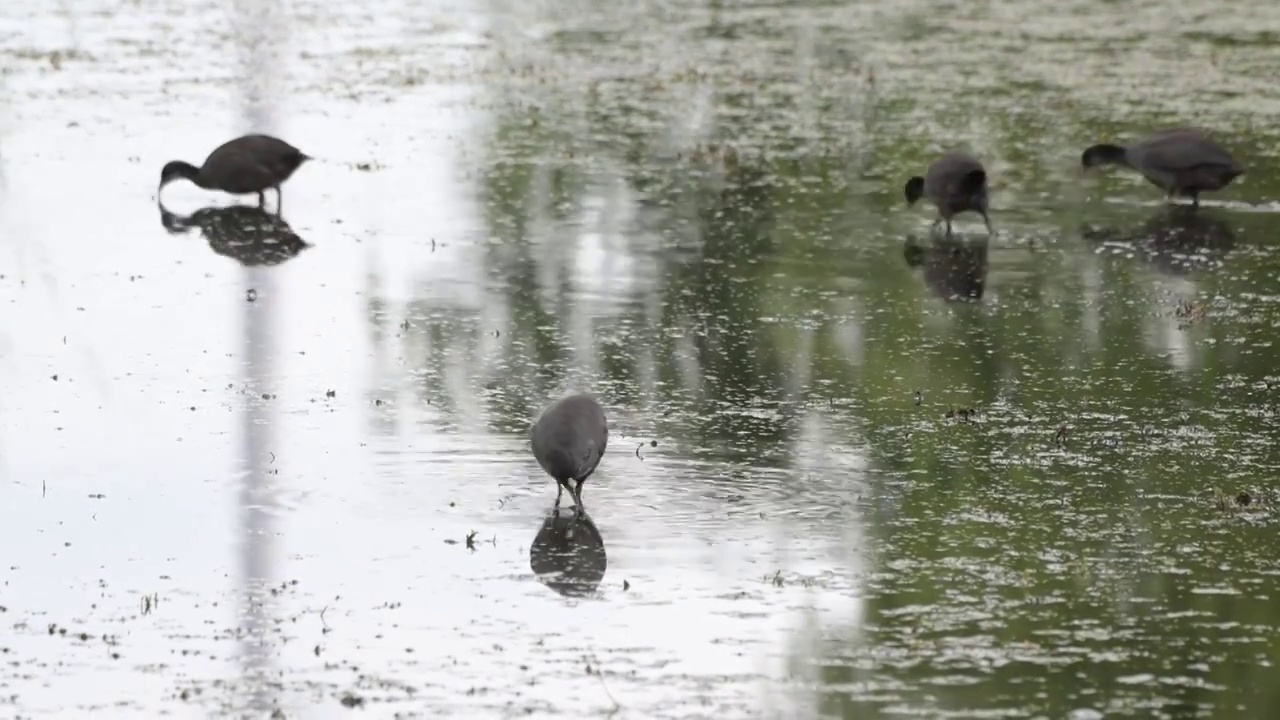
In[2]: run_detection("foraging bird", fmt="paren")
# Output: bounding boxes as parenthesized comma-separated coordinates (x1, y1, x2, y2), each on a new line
(531, 394, 608, 518)
(158, 134, 310, 211)
(1081, 129, 1243, 208)
(904, 152, 992, 235)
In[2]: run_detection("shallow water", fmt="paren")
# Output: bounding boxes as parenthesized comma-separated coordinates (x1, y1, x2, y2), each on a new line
(4, 0, 1280, 717)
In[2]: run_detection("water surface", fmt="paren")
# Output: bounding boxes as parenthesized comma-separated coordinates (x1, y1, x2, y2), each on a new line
(4, 0, 1280, 717)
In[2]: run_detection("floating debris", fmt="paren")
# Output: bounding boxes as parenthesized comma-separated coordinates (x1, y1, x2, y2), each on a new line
(1054, 425, 1070, 445)
(1214, 488, 1264, 513)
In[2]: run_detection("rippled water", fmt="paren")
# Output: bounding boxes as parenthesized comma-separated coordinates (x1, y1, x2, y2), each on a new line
(4, 0, 1280, 717)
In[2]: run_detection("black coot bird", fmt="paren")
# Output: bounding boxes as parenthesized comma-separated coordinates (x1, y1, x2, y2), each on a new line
(158, 134, 310, 211)
(904, 152, 992, 235)
(1081, 129, 1243, 208)
(531, 394, 608, 518)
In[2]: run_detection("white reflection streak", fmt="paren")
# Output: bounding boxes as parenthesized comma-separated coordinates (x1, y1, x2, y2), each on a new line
(1080, 253, 1103, 352)
(830, 296, 864, 369)
(1147, 275, 1198, 373)
(234, 0, 283, 713)
(777, 413, 869, 717)
(0, 129, 6, 477)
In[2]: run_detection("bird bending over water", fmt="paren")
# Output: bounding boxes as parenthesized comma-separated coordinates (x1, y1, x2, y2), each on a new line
(158, 134, 310, 212)
(531, 394, 608, 519)
(1081, 128, 1243, 208)
(904, 152, 992, 235)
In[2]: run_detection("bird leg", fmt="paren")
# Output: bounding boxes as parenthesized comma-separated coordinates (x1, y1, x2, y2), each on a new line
(570, 479, 586, 519)
(553, 480, 565, 510)
(257, 191, 266, 208)
(981, 211, 993, 235)
(1191, 192, 1200, 210)
(275, 186, 284, 215)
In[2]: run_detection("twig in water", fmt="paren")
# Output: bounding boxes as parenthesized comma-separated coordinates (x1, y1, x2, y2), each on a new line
(1054, 425, 1069, 446)
(585, 648, 622, 715)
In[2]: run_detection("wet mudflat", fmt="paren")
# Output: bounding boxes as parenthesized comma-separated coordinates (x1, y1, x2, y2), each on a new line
(4, 0, 1280, 717)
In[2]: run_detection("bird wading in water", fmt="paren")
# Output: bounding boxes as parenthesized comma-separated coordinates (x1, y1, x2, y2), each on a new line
(158, 134, 311, 212)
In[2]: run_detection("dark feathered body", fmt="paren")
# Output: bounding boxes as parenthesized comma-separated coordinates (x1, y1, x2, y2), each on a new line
(531, 394, 608, 517)
(159, 134, 310, 210)
(1081, 128, 1243, 207)
(904, 152, 992, 234)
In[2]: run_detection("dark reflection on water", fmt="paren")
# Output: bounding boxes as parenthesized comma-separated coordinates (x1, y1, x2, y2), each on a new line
(653, 157, 801, 464)
(1082, 207, 1236, 275)
(159, 203, 310, 267)
(448, 13, 1280, 711)
(903, 234, 988, 302)
(358, 12, 1280, 709)
(529, 512, 607, 598)
(457, 147, 806, 465)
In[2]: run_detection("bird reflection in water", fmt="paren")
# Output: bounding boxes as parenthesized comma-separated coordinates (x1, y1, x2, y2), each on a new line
(1082, 207, 1235, 275)
(529, 512, 607, 598)
(903, 234, 989, 303)
(158, 203, 310, 267)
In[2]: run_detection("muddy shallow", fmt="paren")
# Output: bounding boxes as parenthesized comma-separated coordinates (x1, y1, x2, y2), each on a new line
(4, 0, 1280, 717)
